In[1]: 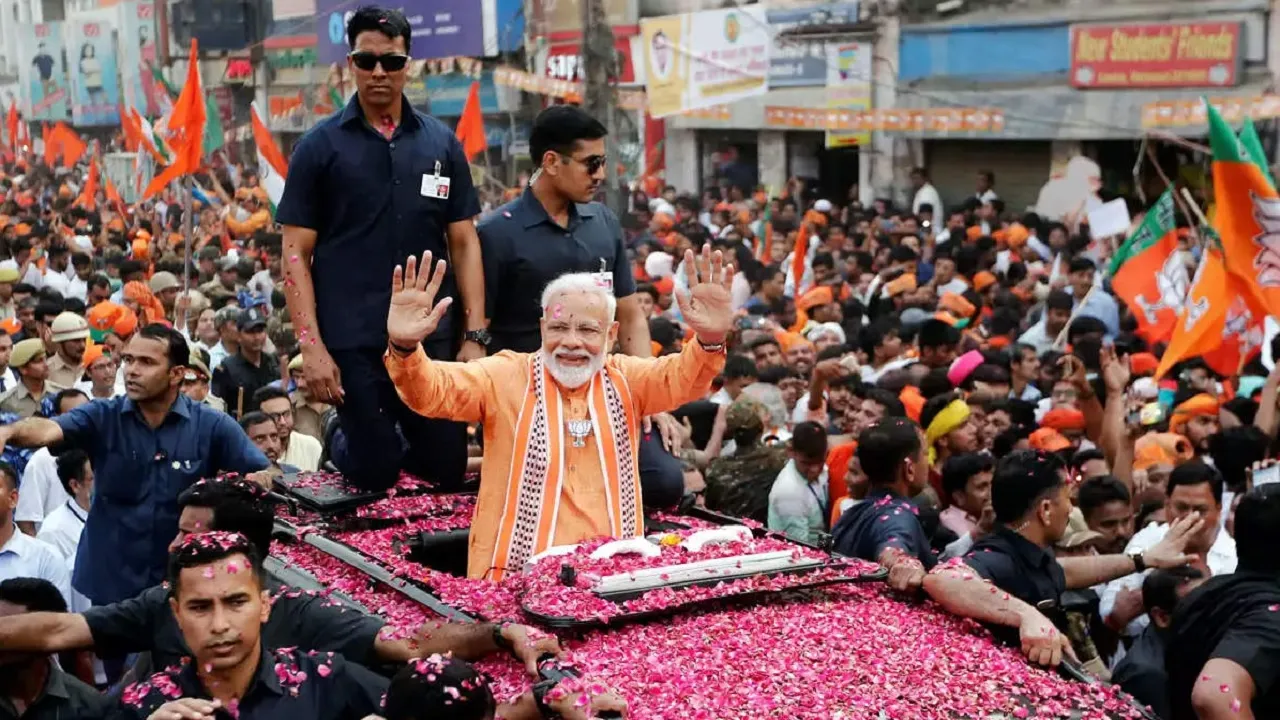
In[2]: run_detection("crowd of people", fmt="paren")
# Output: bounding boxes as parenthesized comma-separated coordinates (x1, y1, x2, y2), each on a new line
(0, 3, 1277, 719)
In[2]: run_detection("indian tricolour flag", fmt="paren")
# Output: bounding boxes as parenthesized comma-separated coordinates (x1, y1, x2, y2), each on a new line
(250, 102, 288, 214)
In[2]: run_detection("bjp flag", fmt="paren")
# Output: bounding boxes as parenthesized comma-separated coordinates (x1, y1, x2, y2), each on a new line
(1110, 187, 1183, 344)
(1155, 246, 1229, 379)
(1205, 104, 1280, 319)
(1201, 271, 1266, 377)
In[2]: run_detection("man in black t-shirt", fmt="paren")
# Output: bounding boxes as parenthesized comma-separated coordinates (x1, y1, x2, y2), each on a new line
(1167, 484, 1280, 720)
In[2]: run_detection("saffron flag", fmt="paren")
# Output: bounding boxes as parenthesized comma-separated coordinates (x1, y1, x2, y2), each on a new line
(103, 171, 124, 214)
(75, 156, 98, 211)
(1112, 233, 1185, 346)
(4, 103, 17, 152)
(455, 81, 487, 161)
(1155, 246, 1230, 379)
(143, 40, 206, 200)
(45, 123, 86, 169)
(250, 101, 288, 213)
(1205, 104, 1280, 319)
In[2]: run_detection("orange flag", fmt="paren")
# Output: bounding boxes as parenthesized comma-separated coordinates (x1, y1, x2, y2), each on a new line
(1111, 229, 1183, 345)
(454, 81, 486, 161)
(120, 105, 142, 153)
(41, 123, 52, 166)
(143, 39, 206, 199)
(76, 156, 99, 210)
(1156, 248, 1229, 379)
(45, 122, 87, 169)
(4, 103, 17, 152)
(1205, 105, 1279, 318)
(103, 172, 124, 214)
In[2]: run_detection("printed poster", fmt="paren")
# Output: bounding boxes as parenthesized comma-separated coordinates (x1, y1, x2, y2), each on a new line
(826, 42, 872, 148)
(118, 0, 160, 117)
(640, 14, 687, 119)
(68, 8, 122, 126)
(20, 22, 71, 122)
(685, 7, 769, 113)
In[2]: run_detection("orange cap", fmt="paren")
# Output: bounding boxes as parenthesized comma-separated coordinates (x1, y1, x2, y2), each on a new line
(1133, 433, 1195, 471)
(1029, 427, 1071, 453)
(0, 317, 20, 336)
(972, 271, 997, 292)
(1129, 352, 1158, 376)
(1041, 408, 1087, 431)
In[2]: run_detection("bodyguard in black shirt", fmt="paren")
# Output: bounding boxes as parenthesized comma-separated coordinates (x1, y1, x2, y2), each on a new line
(963, 450, 1199, 612)
(1167, 484, 1280, 720)
(109, 532, 387, 720)
(1111, 567, 1205, 720)
(831, 417, 938, 591)
(0, 578, 108, 720)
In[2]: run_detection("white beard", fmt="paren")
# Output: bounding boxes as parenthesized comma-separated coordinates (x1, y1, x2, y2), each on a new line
(544, 347, 606, 389)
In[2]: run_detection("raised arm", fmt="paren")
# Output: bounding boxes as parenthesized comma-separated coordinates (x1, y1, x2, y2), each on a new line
(383, 252, 498, 424)
(0, 611, 93, 653)
(0, 416, 65, 451)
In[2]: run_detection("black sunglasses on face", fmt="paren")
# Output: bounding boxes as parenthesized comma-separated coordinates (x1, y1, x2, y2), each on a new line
(563, 153, 607, 174)
(349, 51, 409, 72)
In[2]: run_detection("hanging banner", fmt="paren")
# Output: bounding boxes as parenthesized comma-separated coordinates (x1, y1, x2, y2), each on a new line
(19, 22, 71, 122)
(118, 0, 160, 117)
(770, 106, 1006, 133)
(1141, 95, 1280, 128)
(640, 6, 770, 118)
(825, 42, 872, 148)
(67, 9, 122, 126)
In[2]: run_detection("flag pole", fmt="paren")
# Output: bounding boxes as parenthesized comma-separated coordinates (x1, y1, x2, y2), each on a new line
(179, 173, 194, 331)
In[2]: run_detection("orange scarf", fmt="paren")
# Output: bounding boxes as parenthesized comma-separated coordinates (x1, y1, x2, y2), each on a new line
(124, 281, 166, 325)
(488, 353, 641, 581)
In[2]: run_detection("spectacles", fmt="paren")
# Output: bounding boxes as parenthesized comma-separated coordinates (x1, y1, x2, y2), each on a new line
(563, 153, 607, 175)
(348, 51, 410, 72)
(263, 409, 293, 423)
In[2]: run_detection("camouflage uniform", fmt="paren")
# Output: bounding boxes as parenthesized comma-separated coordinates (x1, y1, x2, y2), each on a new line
(705, 396, 790, 523)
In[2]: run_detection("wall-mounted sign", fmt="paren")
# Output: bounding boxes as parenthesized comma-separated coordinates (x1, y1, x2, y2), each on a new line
(1070, 22, 1242, 89)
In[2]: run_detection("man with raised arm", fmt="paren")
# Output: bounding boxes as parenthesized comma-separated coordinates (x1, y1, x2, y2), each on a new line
(383, 246, 733, 580)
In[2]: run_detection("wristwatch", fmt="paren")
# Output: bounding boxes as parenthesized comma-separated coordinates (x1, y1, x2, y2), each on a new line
(1128, 549, 1146, 573)
(464, 328, 492, 347)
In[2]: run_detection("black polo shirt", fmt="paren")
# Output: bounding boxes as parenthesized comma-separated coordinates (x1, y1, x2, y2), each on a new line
(276, 96, 481, 350)
(211, 353, 280, 418)
(83, 582, 385, 670)
(0, 659, 109, 720)
(1111, 625, 1169, 720)
(831, 488, 937, 569)
(963, 525, 1066, 608)
(111, 646, 387, 720)
(1166, 572, 1280, 720)
(477, 186, 635, 354)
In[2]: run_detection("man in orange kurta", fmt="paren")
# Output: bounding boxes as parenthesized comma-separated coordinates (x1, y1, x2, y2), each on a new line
(384, 246, 735, 580)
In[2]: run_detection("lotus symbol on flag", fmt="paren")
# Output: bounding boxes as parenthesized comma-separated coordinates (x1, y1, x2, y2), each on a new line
(1135, 252, 1190, 325)
(1253, 193, 1280, 287)
(1224, 297, 1261, 350)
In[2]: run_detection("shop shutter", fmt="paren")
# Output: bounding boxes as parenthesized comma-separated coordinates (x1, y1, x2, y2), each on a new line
(925, 140, 1052, 219)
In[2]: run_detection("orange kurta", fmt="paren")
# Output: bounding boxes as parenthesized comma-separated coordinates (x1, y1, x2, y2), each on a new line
(385, 341, 726, 579)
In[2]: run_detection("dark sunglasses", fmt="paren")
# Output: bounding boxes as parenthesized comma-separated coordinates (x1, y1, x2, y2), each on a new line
(349, 51, 409, 72)
(563, 153, 607, 174)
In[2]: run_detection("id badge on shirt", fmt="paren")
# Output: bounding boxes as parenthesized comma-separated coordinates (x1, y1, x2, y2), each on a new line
(420, 161, 452, 200)
(590, 258, 613, 293)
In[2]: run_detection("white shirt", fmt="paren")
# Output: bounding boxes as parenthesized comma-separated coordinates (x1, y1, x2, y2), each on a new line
(767, 459, 829, 545)
(13, 448, 66, 529)
(912, 183, 944, 221)
(0, 525, 71, 606)
(209, 341, 232, 372)
(934, 277, 970, 297)
(247, 269, 276, 298)
(281, 431, 322, 472)
(42, 268, 71, 297)
(709, 388, 732, 406)
(36, 500, 86, 562)
(74, 378, 124, 400)
(0, 259, 44, 289)
(0, 367, 17, 394)
(1017, 321, 1055, 356)
(1099, 521, 1237, 637)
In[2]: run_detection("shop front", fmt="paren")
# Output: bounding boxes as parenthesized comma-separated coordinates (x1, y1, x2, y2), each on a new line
(895, 3, 1269, 213)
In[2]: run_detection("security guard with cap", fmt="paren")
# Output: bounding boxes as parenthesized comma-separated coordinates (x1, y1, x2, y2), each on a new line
(46, 312, 90, 388)
(0, 265, 20, 321)
(0, 338, 65, 418)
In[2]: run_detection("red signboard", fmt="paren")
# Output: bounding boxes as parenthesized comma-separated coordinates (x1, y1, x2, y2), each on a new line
(546, 37, 636, 85)
(1070, 22, 1242, 89)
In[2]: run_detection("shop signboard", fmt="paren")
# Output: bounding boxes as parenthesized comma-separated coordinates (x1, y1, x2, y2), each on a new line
(316, 0, 484, 63)
(640, 6, 770, 118)
(1070, 22, 1242, 89)
(766, 2, 858, 88)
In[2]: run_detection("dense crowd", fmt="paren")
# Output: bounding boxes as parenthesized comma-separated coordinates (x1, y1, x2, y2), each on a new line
(0, 4, 1278, 720)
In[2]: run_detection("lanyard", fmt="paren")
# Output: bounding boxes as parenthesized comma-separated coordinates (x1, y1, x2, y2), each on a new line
(66, 500, 87, 525)
(806, 482, 829, 524)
